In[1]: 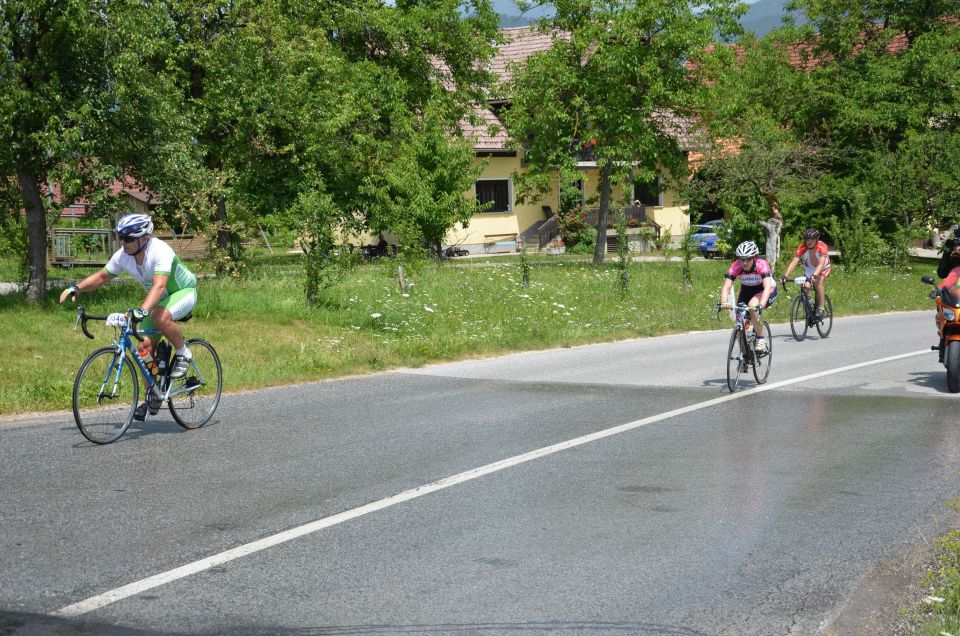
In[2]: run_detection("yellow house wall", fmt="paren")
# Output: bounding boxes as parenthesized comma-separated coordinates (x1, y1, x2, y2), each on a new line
(449, 154, 691, 247)
(446, 155, 559, 246)
(578, 164, 690, 243)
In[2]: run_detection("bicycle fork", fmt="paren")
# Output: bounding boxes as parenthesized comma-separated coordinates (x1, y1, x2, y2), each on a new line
(97, 353, 127, 403)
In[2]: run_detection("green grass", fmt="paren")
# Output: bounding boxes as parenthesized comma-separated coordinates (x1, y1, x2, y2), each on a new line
(0, 254, 937, 415)
(911, 500, 960, 634)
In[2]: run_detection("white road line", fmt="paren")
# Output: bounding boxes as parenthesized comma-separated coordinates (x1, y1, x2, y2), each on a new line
(51, 349, 930, 619)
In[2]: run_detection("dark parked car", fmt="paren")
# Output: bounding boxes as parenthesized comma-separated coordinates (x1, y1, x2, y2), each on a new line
(443, 246, 470, 257)
(690, 219, 724, 258)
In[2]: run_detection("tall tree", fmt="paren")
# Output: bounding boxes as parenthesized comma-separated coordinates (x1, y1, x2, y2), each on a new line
(254, 0, 499, 300)
(687, 35, 823, 268)
(504, 0, 744, 264)
(0, 0, 185, 301)
(785, 0, 960, 263)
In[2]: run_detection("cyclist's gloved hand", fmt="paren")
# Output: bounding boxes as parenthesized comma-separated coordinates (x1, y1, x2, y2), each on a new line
(778, 276, 787, 286)
(131, 308, 148, 321)
(720, 302, 732, 310)
(106, 312, 127, 327)
(59, 286, 78, 303)
(931, 288, 942, 300)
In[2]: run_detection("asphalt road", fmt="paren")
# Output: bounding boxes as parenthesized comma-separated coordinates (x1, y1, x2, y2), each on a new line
(2, 310, 959, 635)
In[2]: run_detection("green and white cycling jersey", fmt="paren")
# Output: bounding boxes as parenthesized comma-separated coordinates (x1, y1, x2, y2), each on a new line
(105, 237, 197, 296)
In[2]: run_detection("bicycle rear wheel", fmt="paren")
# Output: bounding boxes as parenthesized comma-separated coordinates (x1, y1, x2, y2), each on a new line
(726, 328, 749, 392)
(752, 321, 773, 384)
(168, 339, 222, 429)
(72, 347, 139, 444)
(789, 295, 808, 341)
(816, 294, 834, 338)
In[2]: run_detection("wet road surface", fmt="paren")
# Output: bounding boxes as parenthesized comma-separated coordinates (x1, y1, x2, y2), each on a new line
(1, 310, 958, 635)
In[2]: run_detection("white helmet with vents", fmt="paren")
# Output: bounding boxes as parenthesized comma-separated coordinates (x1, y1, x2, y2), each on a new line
(735, 240, 760, 258)
(116, 214, 153, 238)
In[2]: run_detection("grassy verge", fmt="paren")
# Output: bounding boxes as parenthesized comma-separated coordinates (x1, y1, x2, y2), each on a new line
(0, 254, 937, 415)
(912, 514, 960, 634)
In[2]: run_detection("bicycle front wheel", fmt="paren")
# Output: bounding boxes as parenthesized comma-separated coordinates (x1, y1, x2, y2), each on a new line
(789, 295, 808, 341)
(752, 321, 773, 384)
(72, 347, 139, 444)
(726, 328, 749, 392)
(816, 294, 834, 338)
(168, 339, 222, 430)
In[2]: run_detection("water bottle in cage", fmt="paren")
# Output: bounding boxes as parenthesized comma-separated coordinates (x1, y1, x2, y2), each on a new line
(138, 341, 158, 377)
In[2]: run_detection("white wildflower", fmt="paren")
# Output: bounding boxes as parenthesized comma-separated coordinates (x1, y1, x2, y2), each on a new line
(371, 313, 382, 319)
(424, 305, 435, 313)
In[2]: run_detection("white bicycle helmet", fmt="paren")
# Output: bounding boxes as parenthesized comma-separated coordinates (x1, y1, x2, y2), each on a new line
(116, 213, 154, 238)
(735, 240, 760, 258)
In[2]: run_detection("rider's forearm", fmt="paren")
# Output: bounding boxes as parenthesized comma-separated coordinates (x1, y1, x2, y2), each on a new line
(142, 285, 166, 312)
(76, 270, 110, 293)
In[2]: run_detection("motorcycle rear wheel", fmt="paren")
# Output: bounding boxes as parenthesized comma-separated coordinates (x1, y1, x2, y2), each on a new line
(946, 340, 960, 393)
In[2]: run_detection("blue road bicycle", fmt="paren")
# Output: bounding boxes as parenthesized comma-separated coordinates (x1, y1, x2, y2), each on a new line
(71, 306, 222, 444)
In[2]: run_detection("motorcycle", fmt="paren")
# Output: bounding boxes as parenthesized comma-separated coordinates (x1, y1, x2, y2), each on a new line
(921, 275, 960, 392)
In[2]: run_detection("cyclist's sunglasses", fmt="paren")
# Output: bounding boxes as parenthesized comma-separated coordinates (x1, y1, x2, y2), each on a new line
(120, 235, 139, 243)
(738, 256, 755, 263)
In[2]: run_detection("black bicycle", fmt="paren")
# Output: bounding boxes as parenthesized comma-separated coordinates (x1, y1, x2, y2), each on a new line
(717, 302, 773, 392)
(784, 276, 833, 341)
(71, 306, 222, 444)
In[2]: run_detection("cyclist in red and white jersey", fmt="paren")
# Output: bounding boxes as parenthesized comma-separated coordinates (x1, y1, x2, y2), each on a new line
(780, 228, 830, 317)
(720, 240, 778, 352)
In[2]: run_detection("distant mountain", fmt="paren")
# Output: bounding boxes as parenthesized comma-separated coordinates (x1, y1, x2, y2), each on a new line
(492, 0, 548, 26)
(499, 14, 536, 28)
(739, 0, 805, 38)
(492, 0, 805, 36)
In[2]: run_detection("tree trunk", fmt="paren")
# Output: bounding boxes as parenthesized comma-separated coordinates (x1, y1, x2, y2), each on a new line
(17, 164, 48, 302)
(592, 162, 613, 265)
(759, 195, 783, 269)
(758, 217, 783, 270)
(216, 196, 229, 251)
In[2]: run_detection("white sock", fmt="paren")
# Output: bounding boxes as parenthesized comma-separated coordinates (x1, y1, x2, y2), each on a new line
(176, 346, 192, 359)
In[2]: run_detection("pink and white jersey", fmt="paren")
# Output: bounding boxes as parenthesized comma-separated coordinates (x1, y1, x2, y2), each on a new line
(725, 258, 775, 288)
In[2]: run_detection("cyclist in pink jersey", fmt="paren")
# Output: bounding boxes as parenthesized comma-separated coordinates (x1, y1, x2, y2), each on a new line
(780, 228, 830, 317)
(720, 240, 778, 352)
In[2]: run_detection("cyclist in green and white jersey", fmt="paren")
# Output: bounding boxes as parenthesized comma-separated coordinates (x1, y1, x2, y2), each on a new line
(59, 214, 197, 382)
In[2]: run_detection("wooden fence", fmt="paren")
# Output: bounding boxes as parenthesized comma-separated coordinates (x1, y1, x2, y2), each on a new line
(48, 228, 208, 266)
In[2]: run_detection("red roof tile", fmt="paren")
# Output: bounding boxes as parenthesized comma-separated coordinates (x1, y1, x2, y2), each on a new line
(491, 27, 561, 85)
(463, 106, 511, 152)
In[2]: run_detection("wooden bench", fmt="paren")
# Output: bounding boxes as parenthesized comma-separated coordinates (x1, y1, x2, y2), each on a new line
(483, 233, 518, 254)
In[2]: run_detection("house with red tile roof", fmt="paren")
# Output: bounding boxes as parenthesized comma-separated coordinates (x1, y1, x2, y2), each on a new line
(449, 26, 707, 254)
(48, 178, 209, 266)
